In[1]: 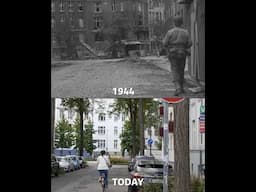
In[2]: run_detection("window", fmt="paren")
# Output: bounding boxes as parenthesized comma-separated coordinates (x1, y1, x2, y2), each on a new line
(68, 0, 73, 12)
(114, 126, 118, 135)
(68, 109, 73, 120)
(60, 15, 65, 23)
(138, 14, 143, 25)
(98, 113, 105, 121)
(95, 16, 103, 28)
(114, 140, 118, 149)
(95, 2, 102, 13)
(79, 18, 84, 28)
(78, 1, 84, 12)
(122, 113, 125, 121)
(60, 109, 64, 119)
(120, 2, 124, 12)
(98, 140, 105, 149)
(51, 2, 55, 12)
(60, 1, 64, 12)
(70, 15, 74, 27)
(98, 126, 106, 135)
(51, 18, 55, 28)
(114, 114, 119, 121)
(112, 0, 116, 12)
(95, 31, 104, 41)
(138, 3, 142, 12)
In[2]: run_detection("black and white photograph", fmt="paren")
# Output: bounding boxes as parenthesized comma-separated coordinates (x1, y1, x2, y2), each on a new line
(51, 98, 205, 192)
(51, 0, 205, 98)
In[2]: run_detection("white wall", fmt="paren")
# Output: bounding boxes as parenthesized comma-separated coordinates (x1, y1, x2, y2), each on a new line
(92, 99, 125, 155)
(189, 98, 205, 176)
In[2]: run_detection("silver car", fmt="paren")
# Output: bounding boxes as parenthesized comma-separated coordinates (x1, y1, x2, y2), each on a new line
(57, 156, 74, 172)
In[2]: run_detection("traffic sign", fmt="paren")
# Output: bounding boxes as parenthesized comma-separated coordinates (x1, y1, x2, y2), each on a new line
(147, 138, 153, 145)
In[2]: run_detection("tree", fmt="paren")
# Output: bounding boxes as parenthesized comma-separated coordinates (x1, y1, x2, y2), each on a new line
(110, 99, 139, 157)
(84, 120, 96, 155)
(61, 98, 90, 156)
(73, 118, 96, 155)
(119, 120, 134, 156)
(55, 119, 75, 148)
(111, 99, 161, 157)
(173, 98, 190, 192)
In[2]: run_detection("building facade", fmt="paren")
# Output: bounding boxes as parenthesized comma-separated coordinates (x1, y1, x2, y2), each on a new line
(91, 99, 126, 156)
(53, 98, 125, 156)
(189, 98, 205, 177)
(51, 0, 151, 59)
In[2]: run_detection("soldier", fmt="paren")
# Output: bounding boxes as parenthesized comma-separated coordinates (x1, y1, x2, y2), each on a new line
(163, 15, 192, 96)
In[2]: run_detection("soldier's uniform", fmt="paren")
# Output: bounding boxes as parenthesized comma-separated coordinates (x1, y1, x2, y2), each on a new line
(163, 16, 192, 96)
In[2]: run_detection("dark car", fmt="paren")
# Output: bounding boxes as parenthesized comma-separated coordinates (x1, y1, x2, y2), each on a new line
(51, 154, 60, 176)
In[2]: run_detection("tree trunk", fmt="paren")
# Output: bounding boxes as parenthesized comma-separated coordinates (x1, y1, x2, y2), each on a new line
(139, 98, 144, 155)
(79, 111, 84, 156)
(51, 98, 55, 154)
(130, 100, 136, 158)
(173, 98, 190, 192)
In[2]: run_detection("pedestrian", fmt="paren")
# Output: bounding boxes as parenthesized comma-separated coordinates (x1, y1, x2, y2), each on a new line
(163, 15, 192, 96)
(97, 150, 111, 189)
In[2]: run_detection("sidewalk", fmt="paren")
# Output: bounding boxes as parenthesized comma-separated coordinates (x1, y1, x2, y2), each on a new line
(143, 56, 205, 94)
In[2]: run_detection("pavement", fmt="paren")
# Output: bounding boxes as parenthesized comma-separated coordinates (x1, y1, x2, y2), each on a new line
(51, 161, 130, 192)
(51, 56, 205, 98)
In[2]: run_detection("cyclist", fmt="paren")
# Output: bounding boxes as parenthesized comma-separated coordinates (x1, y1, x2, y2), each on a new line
(97, 150, 111, 189)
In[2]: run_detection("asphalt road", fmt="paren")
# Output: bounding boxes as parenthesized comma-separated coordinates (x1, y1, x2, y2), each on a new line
(51, 161, 130, 192)
(51, 56, 204, 98)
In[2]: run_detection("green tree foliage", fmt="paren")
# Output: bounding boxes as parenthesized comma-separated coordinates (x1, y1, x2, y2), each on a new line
(73, 118, 96, 155)
(61, 98, 90, 156)
(84, 120, 96, 155)
(111, 99, 161, 157)
(55, 119, 75, 148)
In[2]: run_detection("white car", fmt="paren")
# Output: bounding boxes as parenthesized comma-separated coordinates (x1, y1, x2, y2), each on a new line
(57, 156, 74, 172)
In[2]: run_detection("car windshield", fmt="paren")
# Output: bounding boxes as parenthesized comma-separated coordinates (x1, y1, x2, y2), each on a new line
(57, 158, 66, 162)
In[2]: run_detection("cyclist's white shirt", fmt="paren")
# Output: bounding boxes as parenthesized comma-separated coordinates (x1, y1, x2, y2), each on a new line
(97, 155, 110, 170)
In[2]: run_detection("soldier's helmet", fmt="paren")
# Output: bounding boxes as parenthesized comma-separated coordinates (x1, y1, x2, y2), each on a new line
(173, 15, 183, 27)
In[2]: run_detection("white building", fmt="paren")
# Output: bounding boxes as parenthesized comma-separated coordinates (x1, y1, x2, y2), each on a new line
(91, 99, 126, 156)
(54, 98, 125, 156)
(189, 98, 205, 177)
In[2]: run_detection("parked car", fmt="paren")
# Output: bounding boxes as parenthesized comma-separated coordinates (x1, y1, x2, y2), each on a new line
(51, 154, 60, 176)
(57, 156, 73, 172)
(128, 158, 173, 192)
(128, 156, 155, 172)
(67, 155, 80, 170)
(78, 156, 86, 168)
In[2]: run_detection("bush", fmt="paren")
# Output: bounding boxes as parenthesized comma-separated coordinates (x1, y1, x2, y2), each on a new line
(110, 157, 128, 165)
(142, 176, 205, 192)
(191, 177, 204, 192)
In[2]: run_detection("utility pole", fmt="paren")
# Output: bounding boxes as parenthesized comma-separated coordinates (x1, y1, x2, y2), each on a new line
(163, 101, 169, 192)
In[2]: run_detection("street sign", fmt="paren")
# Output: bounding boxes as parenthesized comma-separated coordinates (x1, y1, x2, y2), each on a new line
(147, 138, 153, 145)
(199, 105, 205, 133)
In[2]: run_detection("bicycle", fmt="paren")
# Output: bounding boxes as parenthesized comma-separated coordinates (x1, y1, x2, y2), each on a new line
(99, 172, 106, 192)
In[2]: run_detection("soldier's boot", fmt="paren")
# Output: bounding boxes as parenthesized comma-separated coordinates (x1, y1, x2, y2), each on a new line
(174, 82, 183, 96)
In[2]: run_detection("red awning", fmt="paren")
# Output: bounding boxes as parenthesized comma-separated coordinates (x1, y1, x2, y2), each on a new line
(161, 98, 184, 104)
